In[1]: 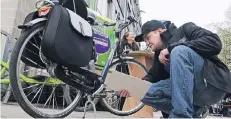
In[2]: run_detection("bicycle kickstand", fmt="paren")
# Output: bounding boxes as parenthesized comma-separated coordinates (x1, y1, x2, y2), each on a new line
(82, 95, 97, 119)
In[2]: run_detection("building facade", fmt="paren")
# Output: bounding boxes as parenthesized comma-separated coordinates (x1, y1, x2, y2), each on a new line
(93, 0, 142, 35)
(1, 0, 142, 58)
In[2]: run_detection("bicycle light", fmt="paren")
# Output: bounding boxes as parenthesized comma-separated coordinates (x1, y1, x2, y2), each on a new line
(38, 6, 51, 17)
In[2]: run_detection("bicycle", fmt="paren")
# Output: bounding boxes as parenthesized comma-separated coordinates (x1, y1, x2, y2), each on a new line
(1, 31, 82, 116)
(0, 31, 97, 111)
(9, 0, 148, 118)
(1, 30, 12, 101)
(209, 93, 231, 117)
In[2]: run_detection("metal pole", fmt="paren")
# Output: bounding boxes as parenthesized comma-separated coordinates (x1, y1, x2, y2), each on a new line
(1, 30, 13, 62)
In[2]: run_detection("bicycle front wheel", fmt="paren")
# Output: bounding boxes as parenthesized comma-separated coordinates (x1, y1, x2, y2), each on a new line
(100, 58, 147, 116)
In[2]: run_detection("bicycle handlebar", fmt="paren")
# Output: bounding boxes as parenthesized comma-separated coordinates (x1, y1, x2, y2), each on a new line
(94, 16, 138, 31)
(102, 22, 116, 27)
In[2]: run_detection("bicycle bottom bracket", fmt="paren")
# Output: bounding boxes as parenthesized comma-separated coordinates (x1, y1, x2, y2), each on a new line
(54, 65, 101, 94)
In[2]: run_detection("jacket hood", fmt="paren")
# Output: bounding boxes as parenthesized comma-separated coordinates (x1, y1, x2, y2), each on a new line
(161, 23, 177, 44)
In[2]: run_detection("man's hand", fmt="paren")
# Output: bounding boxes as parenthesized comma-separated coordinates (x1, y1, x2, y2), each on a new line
(159, 49, 169, 64)
(116, 89, 130, 97)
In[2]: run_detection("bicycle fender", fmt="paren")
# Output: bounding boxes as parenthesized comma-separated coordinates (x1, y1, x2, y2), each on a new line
(18, 18, 47, 29)
(113, 56, 134, 62)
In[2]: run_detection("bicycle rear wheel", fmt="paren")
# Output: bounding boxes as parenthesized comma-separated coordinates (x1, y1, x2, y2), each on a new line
(100, 58, 147, 116)
(9, 22, 82, 118)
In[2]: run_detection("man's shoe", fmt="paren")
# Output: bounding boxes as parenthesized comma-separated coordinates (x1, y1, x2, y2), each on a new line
(200, 106, 209, 118)
(193, 106, 209, 118)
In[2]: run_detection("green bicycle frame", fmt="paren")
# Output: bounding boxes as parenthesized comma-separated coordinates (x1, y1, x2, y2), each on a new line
(0, 60, 64, 85)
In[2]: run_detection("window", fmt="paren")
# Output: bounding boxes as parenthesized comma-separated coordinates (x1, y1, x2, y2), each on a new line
(107, 0, 113, 19)
(126, 2, 132, 18)
(116, 12, 121, 20)
(130, 0, 133, 5)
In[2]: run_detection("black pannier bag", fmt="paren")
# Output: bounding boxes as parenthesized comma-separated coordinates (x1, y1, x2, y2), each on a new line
(41, 4, 93, 68)
(20, 0, 88, 69)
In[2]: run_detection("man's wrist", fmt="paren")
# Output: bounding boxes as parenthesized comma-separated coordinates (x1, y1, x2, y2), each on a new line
(167, 44, 173, 53)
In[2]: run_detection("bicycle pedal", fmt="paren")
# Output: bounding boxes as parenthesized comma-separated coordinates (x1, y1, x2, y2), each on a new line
(93, 93, 106, 98)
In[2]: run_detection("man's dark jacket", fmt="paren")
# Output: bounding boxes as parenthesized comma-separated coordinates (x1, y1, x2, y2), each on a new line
(142, 22, 231, 93)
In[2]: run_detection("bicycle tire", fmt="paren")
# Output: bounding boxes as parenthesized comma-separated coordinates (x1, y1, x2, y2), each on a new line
(9, 22, 82, 118)
(100, 58, 147, 116)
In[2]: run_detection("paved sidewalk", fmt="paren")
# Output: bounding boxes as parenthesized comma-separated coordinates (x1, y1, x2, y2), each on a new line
(1, 103, 230, 118)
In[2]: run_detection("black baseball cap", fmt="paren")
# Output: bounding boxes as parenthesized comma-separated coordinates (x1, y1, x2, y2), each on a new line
(135, 20, 165, 42)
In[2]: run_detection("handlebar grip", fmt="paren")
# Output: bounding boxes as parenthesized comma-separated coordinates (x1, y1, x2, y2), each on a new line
(104, 22, 116, 27)
(127, 16, 138, 23)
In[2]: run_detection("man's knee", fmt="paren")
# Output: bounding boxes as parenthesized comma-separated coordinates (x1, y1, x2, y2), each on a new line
(141, 90, 165, 103)
(170, 45, 193, 57)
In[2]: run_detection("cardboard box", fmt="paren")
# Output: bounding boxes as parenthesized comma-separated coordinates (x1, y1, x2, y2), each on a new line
(105, 70, 152, 100)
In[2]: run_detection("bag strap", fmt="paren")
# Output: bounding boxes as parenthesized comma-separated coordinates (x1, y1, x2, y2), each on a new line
(61, 0, 68, 5)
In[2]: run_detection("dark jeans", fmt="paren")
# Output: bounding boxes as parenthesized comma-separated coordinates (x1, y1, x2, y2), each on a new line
(141, 45, 226, 118)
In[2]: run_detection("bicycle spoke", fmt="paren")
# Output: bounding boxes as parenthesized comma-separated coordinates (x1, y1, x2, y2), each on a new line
(25, 47, 40, 57)
(28, 41, 40, 49)
(35, 78, 49, 106)
(31, 84, 44, 103)
(111, 97, 120, 106)
(53, 88, 58, 110)
(62, 94, 65, 109)
(38, 31, 43, 39)
(26, 86, 40, 97)
(43, 85, 57, 108)
(70, 93, 75, 99)
(52, 88, 55, 110)
(35, 87, 45, 107)
(48, 94, 52, 109)
(54, 91, 59, 110)
(52, 91, 55, 110)
(110, 96, 121, 109)
(23, 84, 40, 90)
(33, 36, 39, 47)
(21, 55, 45, 69)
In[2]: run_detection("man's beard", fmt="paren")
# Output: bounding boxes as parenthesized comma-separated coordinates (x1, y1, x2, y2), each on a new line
(147, 44, 156, 52)
(151, 45, 156, 51)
